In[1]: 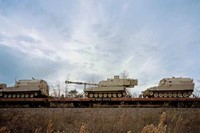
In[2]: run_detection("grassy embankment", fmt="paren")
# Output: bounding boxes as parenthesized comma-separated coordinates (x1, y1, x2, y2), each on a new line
(0, 108, 199, 133)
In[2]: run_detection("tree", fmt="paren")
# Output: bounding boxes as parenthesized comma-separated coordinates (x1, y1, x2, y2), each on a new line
(68, 89, 78, 97)
(193, 80, 200, 98)
(51, 81, 62, 97)
(121, 70, 129, 79)
(56, 81, 61, 97)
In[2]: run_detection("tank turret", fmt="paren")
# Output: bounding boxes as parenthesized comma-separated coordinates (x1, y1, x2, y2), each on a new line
(142, 77, 194, 98)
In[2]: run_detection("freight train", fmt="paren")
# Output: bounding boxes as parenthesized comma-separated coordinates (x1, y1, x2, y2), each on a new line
(0, 76, 195, 99)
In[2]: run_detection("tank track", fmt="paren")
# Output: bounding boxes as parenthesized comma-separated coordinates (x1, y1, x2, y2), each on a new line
(0, 92, 44, 98)
(144, 91, 192, 98)
(86, 93, 126, 98)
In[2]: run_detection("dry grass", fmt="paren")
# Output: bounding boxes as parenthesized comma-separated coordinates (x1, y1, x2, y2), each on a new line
(141, 112, 167, 133)
(0, 108, 200, 133)
(79, 122, 87, 133)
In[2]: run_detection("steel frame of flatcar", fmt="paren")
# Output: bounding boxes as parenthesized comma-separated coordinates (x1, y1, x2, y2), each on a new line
(0, 98, 200, 108)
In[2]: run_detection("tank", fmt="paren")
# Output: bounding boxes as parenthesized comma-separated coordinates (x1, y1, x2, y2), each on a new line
(0, 79, 49, 98)
(142, 77, 194, 98)
(84, 75, 138, 98)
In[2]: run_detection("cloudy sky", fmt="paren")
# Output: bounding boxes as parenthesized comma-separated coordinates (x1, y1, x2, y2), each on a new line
(0, 0, 200, 94)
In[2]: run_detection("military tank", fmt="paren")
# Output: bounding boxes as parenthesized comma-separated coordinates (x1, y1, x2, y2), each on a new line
(0, 79, 49, 98)
(142, 77, 194, 98)
(65, 75, 138, 98)
(84, 75, 138, 98)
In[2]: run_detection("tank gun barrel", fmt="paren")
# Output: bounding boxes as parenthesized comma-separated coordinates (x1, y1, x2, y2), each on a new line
(65, 80, 98, 86)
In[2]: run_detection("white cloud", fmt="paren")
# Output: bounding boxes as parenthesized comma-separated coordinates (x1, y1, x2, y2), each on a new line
(0, 0, 200, 94)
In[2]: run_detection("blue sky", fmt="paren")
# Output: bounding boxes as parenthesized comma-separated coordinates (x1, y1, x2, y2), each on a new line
(0, 0, 200, 94)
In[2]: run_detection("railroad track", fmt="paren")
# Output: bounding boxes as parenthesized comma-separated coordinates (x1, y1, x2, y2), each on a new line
(0, 98, 200, 108)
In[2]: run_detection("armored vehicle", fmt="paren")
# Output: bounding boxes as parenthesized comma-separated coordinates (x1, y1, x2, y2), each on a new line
(85, 75, 138, 98)
(0, 79, 49, 98)
(142, 77, 194, 98)
(66, 75, 138, 98)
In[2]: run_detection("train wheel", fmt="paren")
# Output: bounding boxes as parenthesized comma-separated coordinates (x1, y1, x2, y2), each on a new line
(178, 92, 182, 98)
(183, 92, 188, 98)
(30, 94, 34, 98)
(108, 93, 112, 98)
(172, 92, 177, 98)
(159, 93, 163, 98)
(94, 93, 98, 98)
(89, 93, 93, 98)
(98, 93, 102, 98)
(112, 93, 117, 98)
(164, 92, 167, 98)
(154, 92, 158, 97)
(21, 94, 25, 98)
(103, 93, 107, 98)
(117, 93, 122, 98)
(168, 92, 172, 98)
(12, 94, 16, 98)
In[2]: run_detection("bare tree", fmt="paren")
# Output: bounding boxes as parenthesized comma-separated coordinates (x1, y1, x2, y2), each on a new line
(121, 70, 129, 79)
(193, 80, 200, 98)
(56, 81, 61, 97)
(52, 88, 58, 97)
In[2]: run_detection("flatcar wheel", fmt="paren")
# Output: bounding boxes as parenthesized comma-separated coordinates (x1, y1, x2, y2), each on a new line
(89, 93, 93, 98)
(94, 93, 98, 98)
(21, 94, 25, 98)
(108, 93, 112, 98)
(168, 92, 172, 98)
(164, 92, 167, 98)
(98, 93, 102, 98)
(178, 92, 182, 98)
(172, 92, 177, 98)
(159, 93, 163, 98)
(117, 93, 122, 98)
(154, 92, 158, 98)
(112, 93, 117, 98)
(183, 92, 188, 98)
(103, 93, 107, 98)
